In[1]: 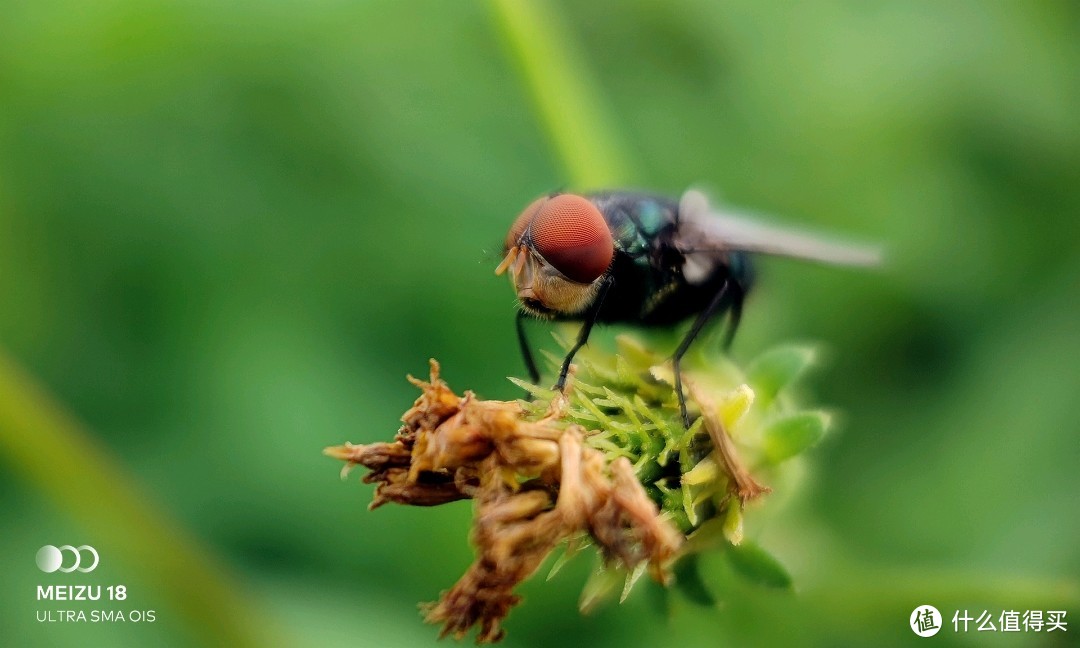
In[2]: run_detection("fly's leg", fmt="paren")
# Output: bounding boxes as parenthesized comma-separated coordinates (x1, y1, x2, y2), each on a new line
(516, 310, 540, 384)
(673, 279, 739, 427)
(554, 276, 613, 393)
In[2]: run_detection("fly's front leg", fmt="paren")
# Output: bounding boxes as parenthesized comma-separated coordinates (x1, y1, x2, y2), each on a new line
(554, 276, 613, 393)
(515, 310, 540, 384)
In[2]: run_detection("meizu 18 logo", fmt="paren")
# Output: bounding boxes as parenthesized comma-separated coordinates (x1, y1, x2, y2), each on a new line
(36, 545, 100, 573)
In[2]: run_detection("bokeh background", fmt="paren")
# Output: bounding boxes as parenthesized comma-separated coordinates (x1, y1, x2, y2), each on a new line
(2, 1, 1078, 646)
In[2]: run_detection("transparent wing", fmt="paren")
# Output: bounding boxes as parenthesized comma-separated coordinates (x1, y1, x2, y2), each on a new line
(678, 189, 883, 267)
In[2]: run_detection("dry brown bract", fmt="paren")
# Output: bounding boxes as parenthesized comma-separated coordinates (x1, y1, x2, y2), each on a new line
(324, 360, 683, 643)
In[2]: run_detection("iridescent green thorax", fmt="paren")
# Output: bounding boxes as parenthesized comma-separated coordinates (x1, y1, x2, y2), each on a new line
(589, 193, 679, 260)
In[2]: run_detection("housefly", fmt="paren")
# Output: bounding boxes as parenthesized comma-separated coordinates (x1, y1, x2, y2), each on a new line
(495, 188, 881, 426)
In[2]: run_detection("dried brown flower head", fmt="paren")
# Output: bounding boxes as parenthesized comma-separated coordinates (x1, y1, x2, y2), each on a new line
(326, 337, 828, 642)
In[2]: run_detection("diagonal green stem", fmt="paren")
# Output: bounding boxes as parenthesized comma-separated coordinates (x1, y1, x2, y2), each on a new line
(0, 348, 278, 647)
(489, 0, 636, 188)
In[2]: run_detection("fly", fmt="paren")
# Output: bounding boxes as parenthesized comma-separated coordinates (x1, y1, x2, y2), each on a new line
(495, 188, 881, 426)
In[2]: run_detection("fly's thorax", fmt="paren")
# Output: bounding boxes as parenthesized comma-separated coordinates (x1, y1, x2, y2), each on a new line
(590, 193, 677, 258)
(511, 245, 601, 318)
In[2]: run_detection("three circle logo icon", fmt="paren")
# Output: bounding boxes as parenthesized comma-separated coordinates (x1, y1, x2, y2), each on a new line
(910, 604, 942, 637)
(36, 545, 99, 573)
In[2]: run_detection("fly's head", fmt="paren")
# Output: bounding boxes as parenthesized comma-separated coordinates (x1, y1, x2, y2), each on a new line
(496, 194, 614, 319)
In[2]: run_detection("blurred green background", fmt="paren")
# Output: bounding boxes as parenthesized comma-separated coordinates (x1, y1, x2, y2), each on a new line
(2, 1, 1078, 646)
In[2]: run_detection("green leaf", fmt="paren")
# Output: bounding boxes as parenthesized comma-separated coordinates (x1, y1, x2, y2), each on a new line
(681, 517, 728, 554)
(718, 384, 755, 431)
(726, 541, 793, 589)
(746, 345, 816, 407)
(506, 376, 557, 401)
(547, 536, 590, 580)
(762, 411, 829, 464)
(722, 500, 744, 546)
(615, 334, 660, 369)
(620, 562, 648, 603)
(682, 456, 719, 486)
(579, 566, 625, 614)
(673, 553, 717, 606)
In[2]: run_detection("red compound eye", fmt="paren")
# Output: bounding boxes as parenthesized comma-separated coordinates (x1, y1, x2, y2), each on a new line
(530, 194, 614, 283)
(506, 196, 545, 250)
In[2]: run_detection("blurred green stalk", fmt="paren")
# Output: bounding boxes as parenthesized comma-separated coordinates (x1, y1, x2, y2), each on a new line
(489, 0, 635, 187)
(0, 349, 277, 647)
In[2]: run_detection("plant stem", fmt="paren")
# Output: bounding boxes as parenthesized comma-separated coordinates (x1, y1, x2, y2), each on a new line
(0, 348, 278, 647)
(488, 0, 635, 188)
